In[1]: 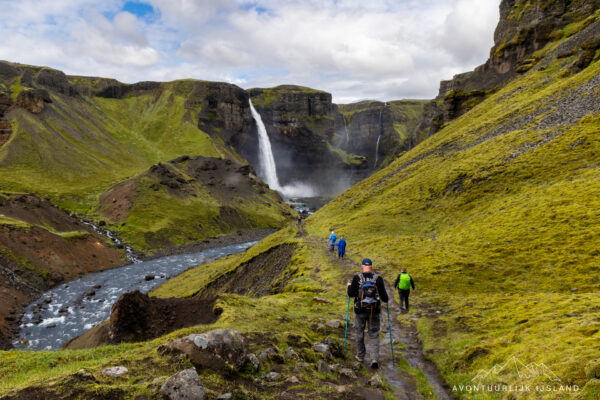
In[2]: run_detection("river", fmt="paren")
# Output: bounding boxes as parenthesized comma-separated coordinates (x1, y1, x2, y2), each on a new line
(13, 241, 258, 351)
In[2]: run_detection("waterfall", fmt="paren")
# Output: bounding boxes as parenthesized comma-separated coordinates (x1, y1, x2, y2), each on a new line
(249, 99, 281, 191)
(342, 115, 349, 144)
(374, 103, 385, 168)
(249, 99, 317, 199)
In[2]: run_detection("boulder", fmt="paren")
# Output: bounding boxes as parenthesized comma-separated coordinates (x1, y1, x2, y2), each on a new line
(262, 371, 282, 382)
(258, 347, 284, 363)
(368, 374, 384, 388)
(285, 376, 300, 384)
(246, 353, 260, 371)
(317, 359, 331, 373)
(325, 319, 341, 329)
(293, 362, 310, 373)
(313, 342, 331, 359)
(160, 368, 207, 400)
(284, 347, 300, 360)
(160, 329, 247, 371)
(101, 366, 128, 378)
(217, 394, 232, 400)
(339, 368, 358, 379)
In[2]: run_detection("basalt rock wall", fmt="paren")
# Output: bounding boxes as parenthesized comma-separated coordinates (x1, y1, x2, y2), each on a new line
(422, 0, 600, 136)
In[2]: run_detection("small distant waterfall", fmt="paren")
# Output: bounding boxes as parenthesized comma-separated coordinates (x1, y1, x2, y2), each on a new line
(249, 99, 281, 191)
(374, 103, 386, 168)
(342, 115, 350, 144)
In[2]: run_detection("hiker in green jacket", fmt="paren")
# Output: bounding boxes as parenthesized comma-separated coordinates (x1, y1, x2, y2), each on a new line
(393, 268, 415, 312)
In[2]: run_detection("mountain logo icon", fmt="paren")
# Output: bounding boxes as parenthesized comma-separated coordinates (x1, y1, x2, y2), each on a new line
(472, 356, 561, 383)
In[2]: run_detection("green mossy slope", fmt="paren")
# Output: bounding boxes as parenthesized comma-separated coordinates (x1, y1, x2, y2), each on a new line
(0, 67, 292, 252)
(305, 24, 600, 399)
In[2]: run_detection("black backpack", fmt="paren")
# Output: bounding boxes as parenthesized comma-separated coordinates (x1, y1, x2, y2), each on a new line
(357, 273, 379, 310)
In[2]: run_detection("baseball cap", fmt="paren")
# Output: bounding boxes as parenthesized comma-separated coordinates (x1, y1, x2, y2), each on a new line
(361, 258, 372, 266)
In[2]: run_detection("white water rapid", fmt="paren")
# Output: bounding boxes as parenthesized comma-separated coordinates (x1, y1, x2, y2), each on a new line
(249, 99, 316, 199)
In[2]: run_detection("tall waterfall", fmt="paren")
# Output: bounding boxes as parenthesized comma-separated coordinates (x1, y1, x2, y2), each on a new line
(249, 99, 317, 199)
(249, 99, 282, 191)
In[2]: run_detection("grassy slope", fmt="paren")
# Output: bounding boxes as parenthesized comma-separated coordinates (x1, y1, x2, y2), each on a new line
(0, 78, 292, 251)
(0, 83, 220, 207)
(113, 160, 291, 251)
(305, 36, 600, 399)
(0, 226, 418, 399)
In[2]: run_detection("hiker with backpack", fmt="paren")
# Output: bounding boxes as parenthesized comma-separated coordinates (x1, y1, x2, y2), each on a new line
(346, 258, 389, 369)
(336, 236, 346, 258)
(393, 267, 415, 312)
(329, 231, 337, 252)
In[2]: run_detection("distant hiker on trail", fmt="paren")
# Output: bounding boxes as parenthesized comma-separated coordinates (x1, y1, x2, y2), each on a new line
(329, 231, 337, 252)
(336, 237, 346, 258)
(347, 258, 388, 369)
(393, 268, 415, 312)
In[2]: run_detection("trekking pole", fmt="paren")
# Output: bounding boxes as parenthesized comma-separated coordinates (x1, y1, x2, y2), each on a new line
(386, 302, 395, 366)
(344, 296, 350, 353)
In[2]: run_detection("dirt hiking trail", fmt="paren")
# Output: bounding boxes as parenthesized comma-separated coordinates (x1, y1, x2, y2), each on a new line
(311, 234, 454, 400)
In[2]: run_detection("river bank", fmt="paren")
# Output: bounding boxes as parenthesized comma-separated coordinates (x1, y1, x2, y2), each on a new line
(13, 240, 261, 351)
(3, 228, 273, 351)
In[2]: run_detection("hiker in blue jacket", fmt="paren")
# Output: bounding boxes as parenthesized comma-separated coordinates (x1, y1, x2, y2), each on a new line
(336, 237, 346, 258)
(329, 231, 337, 252)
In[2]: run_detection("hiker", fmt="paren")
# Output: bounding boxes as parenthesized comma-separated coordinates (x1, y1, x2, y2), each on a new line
(393, 267, 415, 312)
(329, 231, 337, 252)
(347, 258, 388, 369)
(336, 237, 346, 258)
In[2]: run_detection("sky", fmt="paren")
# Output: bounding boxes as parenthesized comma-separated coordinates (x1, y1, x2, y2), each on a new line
(0, 0, 500, 103)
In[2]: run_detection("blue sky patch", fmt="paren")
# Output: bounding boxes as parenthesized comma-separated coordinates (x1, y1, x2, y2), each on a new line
(122, 1, 155, 17)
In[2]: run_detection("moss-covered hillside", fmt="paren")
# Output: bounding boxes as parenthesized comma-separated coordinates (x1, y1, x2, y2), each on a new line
(306, 15, 600, 399)
(0, 62, 293, 254)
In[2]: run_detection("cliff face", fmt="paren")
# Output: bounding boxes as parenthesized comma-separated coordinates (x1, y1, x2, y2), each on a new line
(338, 100, 427, 170)
(246, 87, 427, 192)
(247, 86, 365, 194)
(423, 0, 600, 135)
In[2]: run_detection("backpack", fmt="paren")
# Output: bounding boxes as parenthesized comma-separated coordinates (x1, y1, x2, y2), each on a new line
(357, 273, 379, 310)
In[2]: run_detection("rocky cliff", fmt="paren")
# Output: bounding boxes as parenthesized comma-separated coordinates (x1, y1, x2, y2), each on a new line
(337, 100, 427, 170)
(423, 0, 600, 135)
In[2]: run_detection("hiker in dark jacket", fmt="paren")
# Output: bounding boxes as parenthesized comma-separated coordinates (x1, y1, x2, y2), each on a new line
(393, 268, 415, 312)
(336, 237, 346, 258)
(347, 258, 388, 369)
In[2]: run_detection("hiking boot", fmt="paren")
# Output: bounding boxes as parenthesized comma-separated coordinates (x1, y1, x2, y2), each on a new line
(370, 360, 379, 369)
(355, 355, 364, 363)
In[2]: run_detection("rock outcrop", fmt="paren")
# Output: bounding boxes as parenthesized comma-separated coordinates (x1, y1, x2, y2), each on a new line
(0, 91, 11, 147)
(423, 0, 600, 135)
(15, 88, 50, 114)
(160, 329, 248, 372)
(63, 290, 221, 349)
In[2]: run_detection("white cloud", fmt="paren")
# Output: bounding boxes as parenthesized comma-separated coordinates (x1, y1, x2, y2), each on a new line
(0, 0, 500, 102)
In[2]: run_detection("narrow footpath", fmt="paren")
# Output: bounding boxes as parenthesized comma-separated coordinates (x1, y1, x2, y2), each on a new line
(312, 234, 454, 400)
